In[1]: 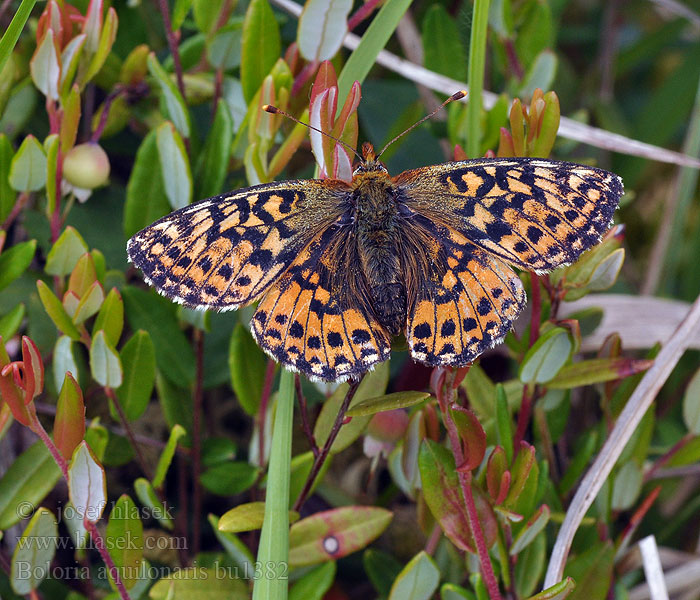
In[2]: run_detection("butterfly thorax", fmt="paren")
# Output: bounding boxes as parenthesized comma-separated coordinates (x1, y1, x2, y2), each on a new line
(350, 166, 407, 336)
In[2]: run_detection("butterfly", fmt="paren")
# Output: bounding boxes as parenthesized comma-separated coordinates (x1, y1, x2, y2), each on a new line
(127, 121, 623, 382)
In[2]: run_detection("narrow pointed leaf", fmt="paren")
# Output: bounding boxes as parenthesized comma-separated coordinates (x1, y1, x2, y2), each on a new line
(147, 52, 191, 137)
(240, 0, 280, 102)
(510, 505, 550, 555)
(228, 323, 267, 416)
(45, 226, 89, 276)
(115, 330, 155, 421)
(93, 288, 124, 347)
(37, 280, 81, 340)
(72, 280, 105, 324)
(105, 494, 143, 590)
(346, 391, 430, 417)
(54, 372, 85, 460)
(156, 121, 192, 210)
(134, 478, 174, 530)
(90, 330, 122, 388)
(519, 327, 572, 384)
(153, 424, 186, 489)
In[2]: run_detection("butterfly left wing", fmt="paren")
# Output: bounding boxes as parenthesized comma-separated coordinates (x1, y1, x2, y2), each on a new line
(127, 179, 349, 310)
(251, 226, 392, 382)
(406, 230, 526, 366)
(394, 158, 622, 273)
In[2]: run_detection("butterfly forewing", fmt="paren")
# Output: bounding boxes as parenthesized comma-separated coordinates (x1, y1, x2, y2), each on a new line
(395, 158, 622, 273)
(127, 180, 347, 310)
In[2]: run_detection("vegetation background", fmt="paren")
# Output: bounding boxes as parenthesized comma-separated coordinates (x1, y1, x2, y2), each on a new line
(0, 0, 700, 599)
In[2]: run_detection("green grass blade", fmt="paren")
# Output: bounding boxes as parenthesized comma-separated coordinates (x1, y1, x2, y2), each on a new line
(466, 0, 491, 158)
(337, 0, 413, 105)
(252, 368, 295, 600)
(0, 0, 38, 75)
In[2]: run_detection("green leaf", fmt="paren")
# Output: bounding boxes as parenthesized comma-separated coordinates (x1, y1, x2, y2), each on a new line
(519, 328, 572, 384)
(116, 330, 156, 421)
(0, 134, 15, 221)
(45, 133, 59, 214)
(422, 4, 468, 81)
(157, 121, 192, 210)
(124, 129, 170, 238)
(419, 439, 495, 553)
(193, 0, 228, 34)
(134, 477, 174, 530)
(565, 542, 613, 600)
(123, 286, 196, 388)
(90, 330, 123, 388)
(36, 280, 81, 340)
(504, 444, 539, 518)
(297, 0, 352, 62)
(54, 372, 85, 461)
(68, 441, 107, 523)
(10, 508, 58, 595)
(208, 513, 255, 574)
(156, 373, 193, 446)
(153, 424, 186, 489)
(240, 0, 281, 102)
(495, 384, 513, 465)
(0, 0, 37, 76)
(30, 29, 60, 100)
(388, 551, 440, 600)
(0, 304, 25, 341)
(514, 530, 546, 598)
(510, 505, 550, 555)
(611, 462, 642, 511)
(172, 0, 194, 31)
(346, 391, 429, 417)
(207, 21, 244, 71)
(546, 358, 653, 390)
(587, 248, 625, 292)
(441, 582, 476, 600)
(195, 100, 234, 199)
(83, 7, 118, 84)
(0, 239, 35, 291)
(0, 441, 61, 530)
(289, 506, 392, 567)
(228, 323, 268, 416)
(149, 567, 248, 599)
(52, 335, 80, 393)
(93, 288, 124, 347)
(363, 549, 403, 597)
(219, 501, 298, 533)
(9, 135, 46, 191)
(200, 461, 259, 496)
(517, 50, 557, 99)
(289, 561, 336, 600)
(106, 495, 143, 590)
(314, 361, 390, 453)
(72, 281, 105, 324)
(67, 252, 98, 298)
(528, 578, 576, 600)
(147, 52, 191, 137)
(45, 226, 89, 276)
(682, 368, 700, 435)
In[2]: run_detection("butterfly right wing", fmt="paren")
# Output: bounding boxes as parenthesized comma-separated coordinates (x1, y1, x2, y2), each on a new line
(127, 179, 349, 310)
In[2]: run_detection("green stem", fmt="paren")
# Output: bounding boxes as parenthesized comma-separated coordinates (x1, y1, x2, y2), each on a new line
(252, 368, 295, 600)
(466, 0, 491, 158)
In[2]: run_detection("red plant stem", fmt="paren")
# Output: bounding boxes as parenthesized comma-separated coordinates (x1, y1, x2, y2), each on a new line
(644, 433, 694, 482)
(84, 520, 131, 600)
(104, 387, 153, 480)
(439, 373, 503, 600)
(424, 523, 442, 555)
(618, 485, 661, 543)
(292, 377, 363, 511)
(176, 453, 190, 565)
(347, 0, 384, 31)
(503, 39, 524, 80)
(291, 60, 319, 97)
(256, 359, 276, 467)
(513, 385, 533, 450)
(295, 374, 318, 456)
(91, 87, 124, 142)
(529, 272, 541, 347)
(156, 0, 186, 104)
(1, 191, 30, 231)
(30, 412, 69, 480)
(191, 329, 205, 557)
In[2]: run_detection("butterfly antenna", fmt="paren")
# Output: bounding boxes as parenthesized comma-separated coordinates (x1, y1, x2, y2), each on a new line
(262, 105, 363, 162)
(376, 90, 467, 159)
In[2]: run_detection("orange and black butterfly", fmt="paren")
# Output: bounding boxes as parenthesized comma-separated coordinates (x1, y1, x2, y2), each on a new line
(127, 100, 623, 382)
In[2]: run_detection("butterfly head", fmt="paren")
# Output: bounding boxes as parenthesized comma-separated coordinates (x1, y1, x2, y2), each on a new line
(353, 142, 388, 176)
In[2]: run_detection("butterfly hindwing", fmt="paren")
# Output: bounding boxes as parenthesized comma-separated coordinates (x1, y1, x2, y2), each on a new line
(250, 227, 391, 381)
(127, 179, 349, 310)
(407, 231, 526, 366)
(395, 158, 622, 273)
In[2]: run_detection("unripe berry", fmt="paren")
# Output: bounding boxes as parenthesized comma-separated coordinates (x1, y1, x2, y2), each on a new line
(62, 143, 110, 189)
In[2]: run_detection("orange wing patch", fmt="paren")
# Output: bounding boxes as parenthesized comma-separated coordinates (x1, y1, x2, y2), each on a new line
(407, 234, 526, 366)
